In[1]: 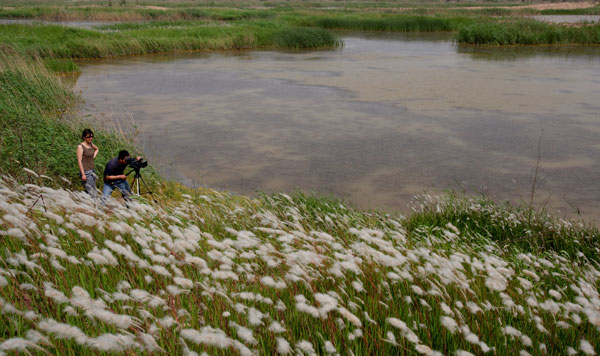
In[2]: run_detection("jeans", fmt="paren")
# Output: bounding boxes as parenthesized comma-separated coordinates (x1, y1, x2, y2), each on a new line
(81, 169, 98, 198)
(102, 179, 132, 200)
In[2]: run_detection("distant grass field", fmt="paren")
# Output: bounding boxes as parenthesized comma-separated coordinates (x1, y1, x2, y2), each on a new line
(1, 0, 599, 19)
(2, 0, 600, 48)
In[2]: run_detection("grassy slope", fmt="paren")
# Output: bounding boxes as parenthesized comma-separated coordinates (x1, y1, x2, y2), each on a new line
(0, 51, 136, 185)
(0, 176, 598, 355)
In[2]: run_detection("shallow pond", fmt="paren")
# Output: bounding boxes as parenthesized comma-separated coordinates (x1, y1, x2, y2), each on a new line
(75, 32, 600, 220)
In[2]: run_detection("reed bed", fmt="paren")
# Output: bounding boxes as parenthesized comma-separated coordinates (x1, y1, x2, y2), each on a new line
(457, 20, 600, 45)
(0, 22, 341, 59)
(308, 15, 472, 32)
(0, 174, 599, 355)
(272, 26, 341, 49)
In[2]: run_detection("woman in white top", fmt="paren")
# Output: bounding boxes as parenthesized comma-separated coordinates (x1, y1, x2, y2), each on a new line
(76, 128, 99, 197)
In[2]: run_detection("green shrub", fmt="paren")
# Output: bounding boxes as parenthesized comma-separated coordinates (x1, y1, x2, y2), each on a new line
(43, 58, 78, 72)
(273, 26, 341, 49)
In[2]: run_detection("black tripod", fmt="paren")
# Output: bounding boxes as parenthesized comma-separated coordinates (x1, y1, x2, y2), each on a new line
(126, 168, 157, 203)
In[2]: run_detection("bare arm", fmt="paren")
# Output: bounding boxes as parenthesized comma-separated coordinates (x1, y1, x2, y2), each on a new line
(76, 144, 86, 181)
(92, 143, 99, 158)
(105, 174, 127, 181)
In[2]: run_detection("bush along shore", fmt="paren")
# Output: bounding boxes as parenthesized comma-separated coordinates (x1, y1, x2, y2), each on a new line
(0, 21, 341, 60)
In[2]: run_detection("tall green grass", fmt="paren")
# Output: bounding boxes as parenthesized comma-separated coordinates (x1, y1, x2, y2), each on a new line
(0, 50, 131, 184)
(272, 26, 341, 48)
(307, 15, 473, 32)
(406, 192, 600, 263)
(457, 20, 600, 45)
(0, 22, 341, 59)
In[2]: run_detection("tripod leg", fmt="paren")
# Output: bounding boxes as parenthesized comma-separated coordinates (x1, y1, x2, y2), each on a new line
(138, 175, 158, 204)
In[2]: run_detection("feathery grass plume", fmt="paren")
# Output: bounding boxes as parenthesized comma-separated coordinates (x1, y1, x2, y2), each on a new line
(295, 294, 319, 318)
(441, 316, 458, 334)
(296, 340, 317, 356)
(0, 337, 45, 353)
(180, 327, 232, 349)
(247, 307, 267, 326)
(338, 306, 362, 328)
(85, 333, 140, 352)
(387, 317, 419, 344)
(229, 322, 257, 346)
(580, 339, 596, 355)
(83, 308, 136, 329)
(269, 321, 285, 333)
(260, 275, 287, 289)
(276, 337, 291, 354)
(314, 293, 338, 318)
(38, 319, 88, 344)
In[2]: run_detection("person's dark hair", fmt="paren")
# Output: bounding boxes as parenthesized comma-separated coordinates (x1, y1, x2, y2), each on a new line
(118, 150, 130, 160)
(81, 128, 93, 140)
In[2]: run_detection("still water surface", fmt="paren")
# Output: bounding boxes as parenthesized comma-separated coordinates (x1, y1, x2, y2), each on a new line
(76, 32, 600, 220)
(531, 15, 600, 23)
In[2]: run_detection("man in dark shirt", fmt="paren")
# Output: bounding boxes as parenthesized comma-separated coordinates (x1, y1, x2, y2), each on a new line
(103, 150, 135, 200)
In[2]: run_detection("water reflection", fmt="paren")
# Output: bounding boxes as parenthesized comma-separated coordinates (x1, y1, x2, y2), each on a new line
(75, 33, 600, 221)
(458, 44, 600, 62)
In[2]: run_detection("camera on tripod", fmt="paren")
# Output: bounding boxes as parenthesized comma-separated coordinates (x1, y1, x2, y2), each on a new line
(123, 156, 156, 203)
(125, 157, 148, 171)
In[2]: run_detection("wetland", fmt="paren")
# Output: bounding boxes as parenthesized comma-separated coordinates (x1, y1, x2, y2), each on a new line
(75, 32, 600, 219)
